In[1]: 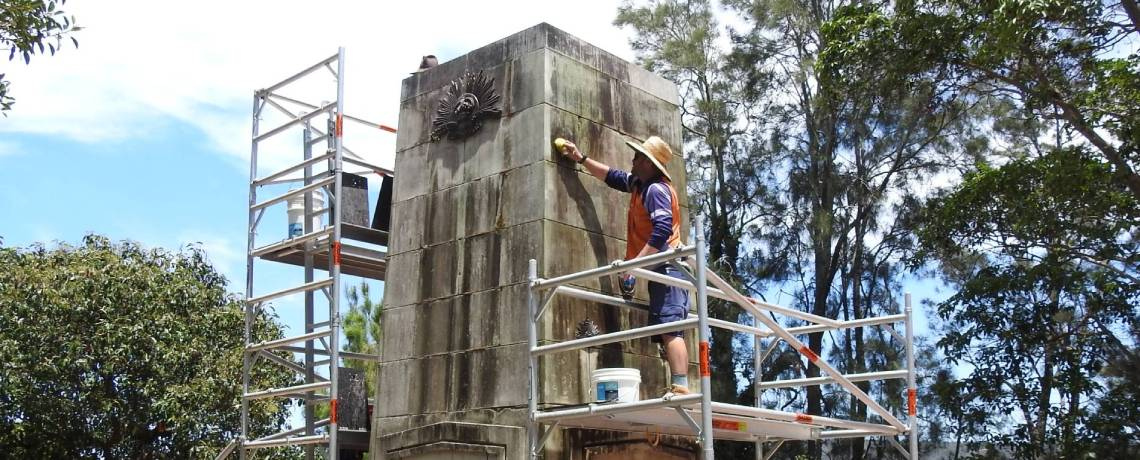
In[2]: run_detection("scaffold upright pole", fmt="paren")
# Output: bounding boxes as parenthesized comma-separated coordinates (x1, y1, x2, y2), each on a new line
(693, 219, 714, 459)
(906, 293, 917, 459)
(326, 46, 346, 460)
(527, 259, 539, 459)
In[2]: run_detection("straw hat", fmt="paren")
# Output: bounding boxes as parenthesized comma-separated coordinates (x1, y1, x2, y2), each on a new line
(624, 136, 673, 181)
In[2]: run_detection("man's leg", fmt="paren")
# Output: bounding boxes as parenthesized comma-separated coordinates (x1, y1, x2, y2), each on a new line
(661, 335, 688, 376)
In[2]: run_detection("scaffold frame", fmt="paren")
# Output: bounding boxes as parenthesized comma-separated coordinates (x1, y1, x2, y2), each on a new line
(526, 220, 919, 459)
(219, 47, 394, 460)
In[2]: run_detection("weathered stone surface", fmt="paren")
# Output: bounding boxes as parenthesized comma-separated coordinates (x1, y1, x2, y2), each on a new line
(548, 51, 617, 129)
(378, 23, 689, 460)
(461, 103, 547, 183)
(614, 80, 682, 151)
(540, 220, 626, 291)
(389, 195, 425, 255)
(545, 160, 628, 240)
(377, 422, 525, 460)
(462, 173, 501, 238)
(382, 251, 422, 309)
(507, 49, 548, 115)
(498, 161, 546, 229)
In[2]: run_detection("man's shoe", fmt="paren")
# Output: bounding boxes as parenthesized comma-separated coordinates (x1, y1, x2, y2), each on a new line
(665, 384, 691, 396)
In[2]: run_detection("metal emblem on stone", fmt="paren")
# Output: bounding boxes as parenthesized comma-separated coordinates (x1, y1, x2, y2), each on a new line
(429, 70, 502, 142)
(575, 318, 601, 339)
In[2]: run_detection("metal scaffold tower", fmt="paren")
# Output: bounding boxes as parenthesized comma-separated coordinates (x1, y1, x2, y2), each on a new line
(526, 220, 920, 459)
(217, 48, 395, 460)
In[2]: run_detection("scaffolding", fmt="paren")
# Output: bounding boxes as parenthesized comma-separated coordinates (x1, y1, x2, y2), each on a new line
(219, 48, 394, 460)
(526, 220, 919, 459)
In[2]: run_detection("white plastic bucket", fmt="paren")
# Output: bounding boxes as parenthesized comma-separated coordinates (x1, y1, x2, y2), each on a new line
(591, 368, 641, 403)
(286, 190, 326, 238)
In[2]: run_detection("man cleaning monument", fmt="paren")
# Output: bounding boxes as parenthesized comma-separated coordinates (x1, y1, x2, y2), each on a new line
(556, 136, 692, 396)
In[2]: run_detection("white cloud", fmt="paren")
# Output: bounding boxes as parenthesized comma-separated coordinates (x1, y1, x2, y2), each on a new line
(2, 0, 636, 171)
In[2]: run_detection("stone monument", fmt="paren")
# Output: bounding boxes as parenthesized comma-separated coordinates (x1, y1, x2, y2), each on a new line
(372, 23, 694, 459)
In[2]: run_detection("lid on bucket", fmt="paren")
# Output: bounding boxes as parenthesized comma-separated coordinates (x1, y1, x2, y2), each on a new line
(591, 368, 641, 381)
(287, 190, 327, 209)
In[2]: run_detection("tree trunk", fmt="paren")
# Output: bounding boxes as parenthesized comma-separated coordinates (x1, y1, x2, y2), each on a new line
(1122, 0, 1140, 34)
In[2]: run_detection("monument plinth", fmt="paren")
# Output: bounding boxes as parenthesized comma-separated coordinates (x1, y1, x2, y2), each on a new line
(373, 23, 694, 459)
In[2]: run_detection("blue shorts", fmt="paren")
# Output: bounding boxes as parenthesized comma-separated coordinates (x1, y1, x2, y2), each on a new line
(648, 264, 690, 342)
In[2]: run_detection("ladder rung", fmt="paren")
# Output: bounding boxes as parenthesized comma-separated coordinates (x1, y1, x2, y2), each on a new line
(244, 381, 331, 400)
(251, 227, 333, 257)
(248, 279, 334, 305)
(244, 434, 329, 449)
(250, 176, 334, 211)
(246, 330, 331, 354)
(253, 152, 334, 186)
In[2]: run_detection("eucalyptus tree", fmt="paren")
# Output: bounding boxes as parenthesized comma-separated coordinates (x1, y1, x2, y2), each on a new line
(616, 0, 781, 413)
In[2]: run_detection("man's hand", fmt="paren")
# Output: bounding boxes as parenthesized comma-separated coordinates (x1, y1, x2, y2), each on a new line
(558, 138, 610, 181)
(560, 140, 584, 163)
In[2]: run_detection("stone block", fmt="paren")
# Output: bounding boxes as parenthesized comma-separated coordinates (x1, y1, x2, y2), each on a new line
(422, 185, 464, 247)
(462, 173, 502, 237)
(462, 103, 548, 183)
(382, 251, 422, 309)
(627, 63, 680, 106)
(392, 142, 430, 202)
(380, 304, 418, 362)
(460, 231, 503, 295)
(418, 240, 461, 302)
(541, 220, 626, 291)
(548, 52, 618, 129)
(614, 80, 682, 147)
(395, 86, 440, 154)
(499, 220, 544, 286)
(451, 344, 530, 411)
(548, 105, 640, 170)
(377, 421, 525, 460)
(544, 160, 629, 240)
(389, 195, 425, 255)
(498, 162, 546, 228)
(508, 49, 548, 115)
(375, 354, 452, 417)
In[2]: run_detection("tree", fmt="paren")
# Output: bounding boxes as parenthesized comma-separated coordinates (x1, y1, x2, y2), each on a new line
(721, 1, 977, 456)
(0, 235, 298, 458)
(917, 149, 1140, 457)
(0, 0, 79, 112)
(844, 0, 1140, 199)
(615, 2, 780, 456)
(343, 280, 382, 401)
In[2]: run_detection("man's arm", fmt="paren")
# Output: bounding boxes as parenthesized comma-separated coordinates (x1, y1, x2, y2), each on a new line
(560, 140, 609, 181)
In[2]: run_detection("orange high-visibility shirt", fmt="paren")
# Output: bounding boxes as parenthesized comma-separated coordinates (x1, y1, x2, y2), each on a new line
(625, 180, 682, 260)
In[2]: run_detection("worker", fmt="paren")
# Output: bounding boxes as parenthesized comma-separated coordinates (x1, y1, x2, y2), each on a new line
(557, 136, 691, 396)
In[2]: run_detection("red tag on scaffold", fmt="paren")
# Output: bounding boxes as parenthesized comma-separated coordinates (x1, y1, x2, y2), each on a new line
(330, 399, 338, 424)
(699, 341, 711, 377)
(798, 346, 819, 363)
(336, 114, 344, 137)
(908, 388, 917, 416)
(712, 419, 747, 431)
(333, 241, 342, 266)
(795, 413, 813, 424)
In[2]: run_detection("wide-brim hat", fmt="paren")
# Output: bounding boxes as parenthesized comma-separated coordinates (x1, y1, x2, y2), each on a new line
(624, 136, 673, 181)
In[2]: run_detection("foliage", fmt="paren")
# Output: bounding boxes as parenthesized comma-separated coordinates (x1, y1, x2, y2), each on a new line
(0, 0, 79, 112)
(343, 280, 382, 399)
(0, 235, 298, 458)
(615, 4, 778, 456)
(917, 149, 1140, 457)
